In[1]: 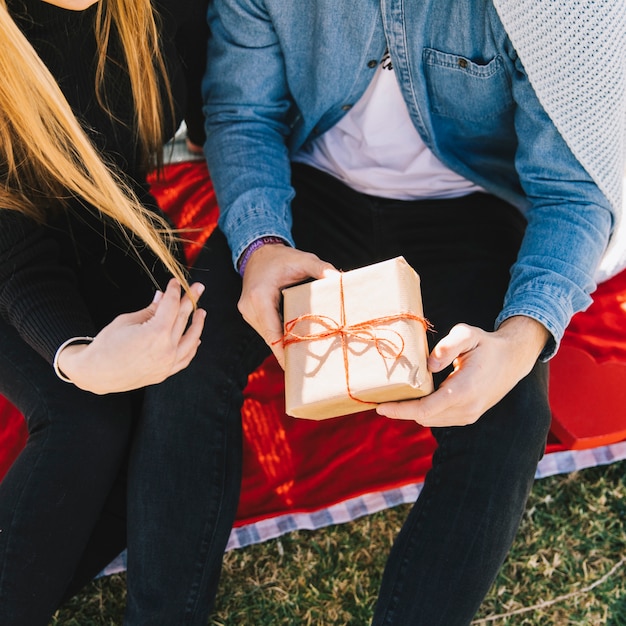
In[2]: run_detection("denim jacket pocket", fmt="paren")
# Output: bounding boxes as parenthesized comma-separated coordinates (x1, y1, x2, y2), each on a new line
(423, 48, 513, 121)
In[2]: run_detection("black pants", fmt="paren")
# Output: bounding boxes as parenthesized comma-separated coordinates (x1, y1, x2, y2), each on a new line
(192, 162, 552, 625)
(0, 217, 248, 625)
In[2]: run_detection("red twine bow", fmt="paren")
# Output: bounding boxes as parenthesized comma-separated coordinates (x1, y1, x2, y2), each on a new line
(283, 272, 432, 406)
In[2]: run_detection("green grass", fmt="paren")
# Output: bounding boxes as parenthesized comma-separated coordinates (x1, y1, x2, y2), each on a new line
(51, 459, 626, 625)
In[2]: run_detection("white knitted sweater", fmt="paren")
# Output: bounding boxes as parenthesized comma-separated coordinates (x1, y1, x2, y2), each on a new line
(494, 0, 626, 282)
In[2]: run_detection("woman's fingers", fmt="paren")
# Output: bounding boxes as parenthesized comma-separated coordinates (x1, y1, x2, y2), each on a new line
(59, 278, 208, 393)
(148, 278, 206, 340)
(170, 307, 206, 372)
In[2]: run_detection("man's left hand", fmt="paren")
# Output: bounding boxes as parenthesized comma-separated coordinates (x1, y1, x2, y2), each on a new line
(376, 316, 549, 427)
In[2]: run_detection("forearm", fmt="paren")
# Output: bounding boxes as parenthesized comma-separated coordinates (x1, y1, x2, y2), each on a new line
(0, 212, 95, 364)
(502, 57, 615, 359)
(203, 0, 296, 267)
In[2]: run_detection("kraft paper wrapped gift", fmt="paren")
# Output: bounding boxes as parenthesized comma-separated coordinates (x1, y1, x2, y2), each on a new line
(282, 256, 434, 420)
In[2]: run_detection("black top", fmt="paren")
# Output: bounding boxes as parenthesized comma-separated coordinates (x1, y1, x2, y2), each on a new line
(0, 0, 208, 364)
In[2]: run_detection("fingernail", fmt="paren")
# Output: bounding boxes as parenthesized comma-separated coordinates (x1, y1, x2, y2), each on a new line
(153, 290, 163, 303)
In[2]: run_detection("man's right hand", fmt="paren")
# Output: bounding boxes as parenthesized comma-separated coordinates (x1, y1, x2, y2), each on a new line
(238, 243, 336, 368)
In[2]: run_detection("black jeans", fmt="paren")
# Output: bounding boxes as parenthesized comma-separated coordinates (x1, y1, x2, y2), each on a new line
(0, 247, 258, 625)
(194, 163, 551, 625)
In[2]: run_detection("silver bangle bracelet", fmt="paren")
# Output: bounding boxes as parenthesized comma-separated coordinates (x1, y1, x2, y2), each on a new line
(52, 336, 94, 383)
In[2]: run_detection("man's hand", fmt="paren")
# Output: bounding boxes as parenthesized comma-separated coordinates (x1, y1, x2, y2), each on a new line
(57, 279, 206, 394)
(238, 243, 336, 368)
(376, 315, 550, 427)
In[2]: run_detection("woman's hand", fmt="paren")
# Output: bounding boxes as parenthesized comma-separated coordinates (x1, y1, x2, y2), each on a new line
(56, 278, 206, 394)
(238, 243, 336, 368)
(376, 316, 550, 427)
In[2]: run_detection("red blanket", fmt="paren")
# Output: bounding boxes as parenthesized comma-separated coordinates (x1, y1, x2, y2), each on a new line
(3, 160, 626, 536)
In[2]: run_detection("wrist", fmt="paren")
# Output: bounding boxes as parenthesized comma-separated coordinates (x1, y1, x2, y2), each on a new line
(238, 236, 286, 277)
(53, 336, 94, 383)
(497, 316, 550, 358)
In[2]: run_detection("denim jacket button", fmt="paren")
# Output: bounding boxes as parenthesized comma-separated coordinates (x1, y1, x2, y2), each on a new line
(341, 104, 353, 111)
(367, 59, 377, 68)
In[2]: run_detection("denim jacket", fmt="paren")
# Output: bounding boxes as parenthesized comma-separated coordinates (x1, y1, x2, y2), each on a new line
(203, 0, 614, 358)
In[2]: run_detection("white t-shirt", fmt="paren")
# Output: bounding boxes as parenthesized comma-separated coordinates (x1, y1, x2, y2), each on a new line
(294, 51, 482, 200)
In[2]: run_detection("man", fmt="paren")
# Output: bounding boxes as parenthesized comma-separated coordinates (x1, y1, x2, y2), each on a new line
(200, 1, 625, 623)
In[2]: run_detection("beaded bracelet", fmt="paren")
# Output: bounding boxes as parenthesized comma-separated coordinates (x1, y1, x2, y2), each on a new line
(53, 336, 94, 383)
(238, 236, 286, 277)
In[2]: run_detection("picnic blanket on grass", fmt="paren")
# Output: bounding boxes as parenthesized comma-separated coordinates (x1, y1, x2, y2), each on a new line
(2, 158, 626, 574)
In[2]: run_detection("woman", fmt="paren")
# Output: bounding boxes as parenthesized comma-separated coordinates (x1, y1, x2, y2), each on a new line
(0, 1, 230, 624)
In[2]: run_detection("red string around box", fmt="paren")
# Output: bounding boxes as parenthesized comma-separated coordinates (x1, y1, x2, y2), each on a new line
(283, 271, 432, 407)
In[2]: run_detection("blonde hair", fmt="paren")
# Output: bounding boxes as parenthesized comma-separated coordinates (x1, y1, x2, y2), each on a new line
(94, 0, 174, 169)
(0, 0, 189, 292)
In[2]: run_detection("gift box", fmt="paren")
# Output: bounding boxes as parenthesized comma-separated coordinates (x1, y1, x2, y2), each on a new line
(282, 256, 434, 420)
